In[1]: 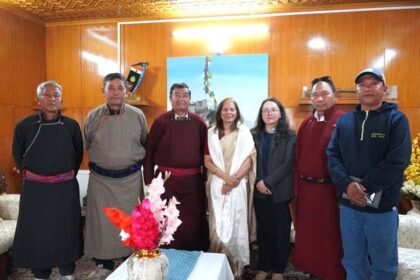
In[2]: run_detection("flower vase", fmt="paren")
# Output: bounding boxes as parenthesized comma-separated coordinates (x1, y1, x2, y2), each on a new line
(409, 200, 420, 215)
(127, 249, 169, 280)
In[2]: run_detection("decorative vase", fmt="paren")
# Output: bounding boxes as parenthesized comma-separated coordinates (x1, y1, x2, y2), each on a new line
(127, 249, 169, 280)
(409, 200, 420, 215)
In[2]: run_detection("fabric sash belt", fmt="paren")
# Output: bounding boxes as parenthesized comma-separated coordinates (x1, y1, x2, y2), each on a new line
(24, 169, 75, 183)
(299, 173, 332, 184)
(158, 166, 202, 177)
(89, 161, 142, 178)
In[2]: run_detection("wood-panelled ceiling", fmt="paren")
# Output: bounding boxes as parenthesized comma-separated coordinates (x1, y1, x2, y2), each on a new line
(0, 0, 417, 23)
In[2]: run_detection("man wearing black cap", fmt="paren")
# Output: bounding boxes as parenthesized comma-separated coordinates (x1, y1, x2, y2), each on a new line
(327, 68, 411, 280)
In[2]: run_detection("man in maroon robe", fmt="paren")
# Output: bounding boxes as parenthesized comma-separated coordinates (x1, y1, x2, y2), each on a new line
(144, 83, 209, 251)
(292, 76, 346, 280)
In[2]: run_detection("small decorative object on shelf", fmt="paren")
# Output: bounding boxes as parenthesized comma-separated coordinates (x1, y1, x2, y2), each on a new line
(103, 173, 182, 280)
(401, 133, 420, 215)
(126, 61, 149, 106)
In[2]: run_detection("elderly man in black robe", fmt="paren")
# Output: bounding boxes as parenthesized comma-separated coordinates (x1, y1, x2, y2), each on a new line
(12, 80, 83, 280)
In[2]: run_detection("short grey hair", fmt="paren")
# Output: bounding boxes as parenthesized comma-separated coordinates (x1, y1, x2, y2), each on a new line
(36, 80, 62, 98)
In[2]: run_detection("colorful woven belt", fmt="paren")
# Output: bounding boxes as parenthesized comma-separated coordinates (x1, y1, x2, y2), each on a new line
(24, 169, 75, 183)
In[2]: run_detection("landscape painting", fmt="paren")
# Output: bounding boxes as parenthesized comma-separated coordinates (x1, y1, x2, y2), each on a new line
(167, 54, 268, 128)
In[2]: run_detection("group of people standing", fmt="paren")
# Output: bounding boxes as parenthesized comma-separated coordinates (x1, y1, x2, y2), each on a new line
(11, 67, 411, 280)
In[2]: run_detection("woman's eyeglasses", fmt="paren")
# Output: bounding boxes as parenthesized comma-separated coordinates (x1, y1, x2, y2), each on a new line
(262, 108, 280, 114)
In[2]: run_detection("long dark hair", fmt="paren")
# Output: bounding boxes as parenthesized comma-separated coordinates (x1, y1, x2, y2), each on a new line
(213, 98, 243, 133)
(252, 97, 294, 139)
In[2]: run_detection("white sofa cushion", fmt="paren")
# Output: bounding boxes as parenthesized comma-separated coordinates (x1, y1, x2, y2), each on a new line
(0, 194, 20, 220)
(398, 214, 420, 249)
(397, 247, 420, 280)
(0, 220, 17, 254)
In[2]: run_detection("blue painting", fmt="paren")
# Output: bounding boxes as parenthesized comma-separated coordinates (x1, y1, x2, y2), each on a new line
(167, 54, 268, 128)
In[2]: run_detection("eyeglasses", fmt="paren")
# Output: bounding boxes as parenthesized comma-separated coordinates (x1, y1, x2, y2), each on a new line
(262, 108, 280, 114)
(311, 75, 336, 92)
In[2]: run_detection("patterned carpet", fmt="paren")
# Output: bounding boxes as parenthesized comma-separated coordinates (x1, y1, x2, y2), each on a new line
(7, 244, 321, 280)
(8, 255, 97, 280)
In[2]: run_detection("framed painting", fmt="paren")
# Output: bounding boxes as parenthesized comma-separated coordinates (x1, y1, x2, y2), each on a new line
(167, 54, 268, 128)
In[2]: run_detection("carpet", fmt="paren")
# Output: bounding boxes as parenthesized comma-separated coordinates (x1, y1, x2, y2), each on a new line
(7, 255, 97, 280)
(7, 244, 323, 280)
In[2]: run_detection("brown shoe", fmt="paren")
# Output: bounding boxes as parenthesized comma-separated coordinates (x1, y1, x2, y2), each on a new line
(271, 273, 284, 280)
(254, 270, 269, 280)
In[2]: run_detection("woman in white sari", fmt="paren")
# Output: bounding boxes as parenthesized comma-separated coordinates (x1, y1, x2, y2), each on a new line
(204, 98, 256, 279)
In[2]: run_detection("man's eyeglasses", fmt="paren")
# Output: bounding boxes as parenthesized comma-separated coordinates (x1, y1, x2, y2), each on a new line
(262, 108, 280, 114)
(311, 75, 336, 92)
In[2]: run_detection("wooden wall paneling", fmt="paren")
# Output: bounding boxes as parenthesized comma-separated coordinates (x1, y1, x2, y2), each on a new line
(0, 105, 15, 191)
(227, 18, 271, 55)
(400, 107, 420, 136)
(0, 10, 14, 105)
(384, 9, 420, 108)
(80, 107, 95, 169)
(170, 18, 271, 56)
(121, 23, 172, 124)
(81, 23, 118, 108)
(170, 21, 213, 57)
(324, 11, 386, 89)
(0, 8, 46, 193)
(62, 108, 83, 127)
(62, 107, 87, 168)
(8, 106, 34, 193)
(12, 16, 46, 107)
(46, 25, 82, 108)
(270, 15, 318, 108)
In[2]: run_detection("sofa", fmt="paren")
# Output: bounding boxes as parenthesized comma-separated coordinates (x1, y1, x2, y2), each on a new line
(397, 212, 420, 280)
(0, 194, 20, 280)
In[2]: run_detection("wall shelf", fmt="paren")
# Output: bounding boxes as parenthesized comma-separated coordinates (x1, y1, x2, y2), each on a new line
(126, 97, 150, 107)
(299, 97, 398, 106)
(299, 85, 398, 106)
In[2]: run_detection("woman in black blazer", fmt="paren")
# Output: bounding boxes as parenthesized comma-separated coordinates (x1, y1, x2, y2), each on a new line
(251, 97, 296, 280)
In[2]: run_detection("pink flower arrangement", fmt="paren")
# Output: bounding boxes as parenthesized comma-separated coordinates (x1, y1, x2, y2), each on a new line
(103, 174, 182, 252)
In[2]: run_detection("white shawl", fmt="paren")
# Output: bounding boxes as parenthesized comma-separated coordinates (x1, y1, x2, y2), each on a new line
(208, 124, 255, 267)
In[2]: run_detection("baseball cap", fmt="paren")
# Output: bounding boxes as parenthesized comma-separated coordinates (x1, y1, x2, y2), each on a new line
(354, 67, 386, 85)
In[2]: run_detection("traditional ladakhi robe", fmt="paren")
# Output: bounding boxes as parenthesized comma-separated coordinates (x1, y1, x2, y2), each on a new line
(293, 106, 345, 280)
(206, 124, 256, 277)
(12, 112, 83, 269)
(84, 103, 148, 259)
(143, 111, 209, 251)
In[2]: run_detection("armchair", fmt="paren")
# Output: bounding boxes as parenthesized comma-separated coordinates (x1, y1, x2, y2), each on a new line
(397, 211, 420, 279)
(0, 194, 20, 280)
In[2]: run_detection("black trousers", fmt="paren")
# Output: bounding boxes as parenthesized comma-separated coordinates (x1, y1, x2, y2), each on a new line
(254, 197, 291, 273)
(32, 262, 75, 279)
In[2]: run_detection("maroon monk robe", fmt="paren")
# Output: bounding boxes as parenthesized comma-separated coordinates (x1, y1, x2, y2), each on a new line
(144, 111, 209, 251)
(292, 106, 346, 280)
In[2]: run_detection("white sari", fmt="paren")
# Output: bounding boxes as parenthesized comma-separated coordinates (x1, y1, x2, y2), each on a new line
(207, 124, 255, 277)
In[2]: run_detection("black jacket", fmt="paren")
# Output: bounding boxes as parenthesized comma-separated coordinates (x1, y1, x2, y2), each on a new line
(327, 102, 411, 212)
(252, 129, 296, 202)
